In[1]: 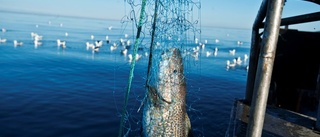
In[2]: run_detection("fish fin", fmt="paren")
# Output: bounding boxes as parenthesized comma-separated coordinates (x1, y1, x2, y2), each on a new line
(185, 114, 193, 137)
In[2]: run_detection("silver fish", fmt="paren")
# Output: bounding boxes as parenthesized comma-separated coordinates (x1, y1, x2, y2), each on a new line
(142, 48, 192, 137)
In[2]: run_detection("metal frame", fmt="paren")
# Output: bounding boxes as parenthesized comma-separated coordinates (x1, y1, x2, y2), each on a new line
(246, 0, 285, 136)
(245, 0, 320, 136)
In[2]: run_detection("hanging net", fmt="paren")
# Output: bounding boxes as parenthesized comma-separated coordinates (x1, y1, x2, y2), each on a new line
(117, 0, 202, 136)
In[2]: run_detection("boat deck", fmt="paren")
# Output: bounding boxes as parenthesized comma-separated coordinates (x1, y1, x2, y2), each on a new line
(228, 100, 320, 137)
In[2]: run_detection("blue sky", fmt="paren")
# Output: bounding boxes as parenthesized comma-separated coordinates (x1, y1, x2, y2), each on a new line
(0, 0, 319, 30)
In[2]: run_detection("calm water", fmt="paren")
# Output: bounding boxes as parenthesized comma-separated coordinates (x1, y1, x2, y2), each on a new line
(0, 12, 251, 137)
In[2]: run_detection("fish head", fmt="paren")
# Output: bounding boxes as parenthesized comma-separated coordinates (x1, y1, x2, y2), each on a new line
(155, 48, 185, 104)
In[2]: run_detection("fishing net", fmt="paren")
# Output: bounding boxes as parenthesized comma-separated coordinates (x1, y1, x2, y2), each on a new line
(117, 0, 203, 136)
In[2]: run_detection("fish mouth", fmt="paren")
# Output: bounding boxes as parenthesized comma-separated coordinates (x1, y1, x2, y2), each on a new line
(148, 86, 172, 105)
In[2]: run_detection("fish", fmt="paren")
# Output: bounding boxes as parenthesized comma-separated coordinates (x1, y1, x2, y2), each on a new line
(142, 48, 192, 137)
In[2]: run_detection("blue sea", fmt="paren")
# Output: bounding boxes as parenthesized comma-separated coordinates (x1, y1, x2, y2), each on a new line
(0, 11, 251, 137)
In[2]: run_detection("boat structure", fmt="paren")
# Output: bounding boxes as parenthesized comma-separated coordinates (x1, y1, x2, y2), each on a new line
(227, 0, 320, 136)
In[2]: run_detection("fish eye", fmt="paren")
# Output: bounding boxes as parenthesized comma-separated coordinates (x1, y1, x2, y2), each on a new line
(173, 70, 177, 73)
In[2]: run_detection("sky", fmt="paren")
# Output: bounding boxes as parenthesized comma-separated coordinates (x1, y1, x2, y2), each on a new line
(0, 0, 319, 30)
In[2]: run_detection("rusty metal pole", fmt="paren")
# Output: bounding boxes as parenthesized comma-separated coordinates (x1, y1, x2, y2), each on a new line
(245, 0, 268, 103)
(246, 0, 284, 137)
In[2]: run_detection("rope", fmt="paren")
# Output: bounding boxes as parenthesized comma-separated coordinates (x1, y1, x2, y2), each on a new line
(118, 0, 148, 137)
(146, 0, 159, 86)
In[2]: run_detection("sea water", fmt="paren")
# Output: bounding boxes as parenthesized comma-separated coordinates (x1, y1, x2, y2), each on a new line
(0, 11, 251, 137)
